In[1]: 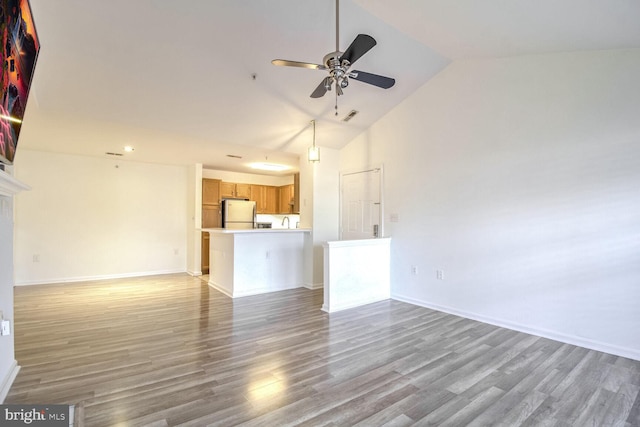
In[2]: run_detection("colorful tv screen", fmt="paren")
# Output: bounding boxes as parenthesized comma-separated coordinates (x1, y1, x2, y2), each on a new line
(0, 0, 39, 165)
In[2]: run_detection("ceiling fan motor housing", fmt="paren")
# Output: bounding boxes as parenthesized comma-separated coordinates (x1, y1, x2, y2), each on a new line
(323, 52, 352, 94)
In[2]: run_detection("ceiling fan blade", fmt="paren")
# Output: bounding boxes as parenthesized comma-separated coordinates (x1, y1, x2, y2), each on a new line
(310, 77, 331, 98)
(271, 59, 326, 70)
(340, 34, 376, 65)
(351, 70, 395, 89)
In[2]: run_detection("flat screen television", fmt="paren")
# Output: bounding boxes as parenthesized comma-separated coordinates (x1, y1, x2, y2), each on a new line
(0, 0, 39, 165)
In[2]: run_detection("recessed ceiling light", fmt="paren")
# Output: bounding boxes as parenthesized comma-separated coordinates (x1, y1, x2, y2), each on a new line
(249, 163, 290, 172)
(124, 146, 135, 152)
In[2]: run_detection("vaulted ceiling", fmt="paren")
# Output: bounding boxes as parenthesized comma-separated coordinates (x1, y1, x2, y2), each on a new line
(19, 0, 640, 175)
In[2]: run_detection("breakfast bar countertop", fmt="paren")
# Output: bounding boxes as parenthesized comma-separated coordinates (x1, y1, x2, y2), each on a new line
(201, 228, 311, 234)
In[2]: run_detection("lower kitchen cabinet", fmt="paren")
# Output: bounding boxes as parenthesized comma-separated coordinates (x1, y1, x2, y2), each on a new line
(201, 232, 210, 274)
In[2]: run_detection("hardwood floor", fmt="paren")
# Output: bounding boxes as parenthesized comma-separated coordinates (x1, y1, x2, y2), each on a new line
(6, 274, 640, 426)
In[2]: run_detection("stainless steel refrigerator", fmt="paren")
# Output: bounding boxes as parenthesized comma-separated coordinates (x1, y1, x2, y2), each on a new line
(221, 199, 256, 229)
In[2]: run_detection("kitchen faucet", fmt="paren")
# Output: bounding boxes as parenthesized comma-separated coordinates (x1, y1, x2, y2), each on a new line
(281, 216, 290, 229)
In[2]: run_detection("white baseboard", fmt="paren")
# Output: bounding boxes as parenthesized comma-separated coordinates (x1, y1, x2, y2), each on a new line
(207, 281, 232, 298)
(187, 270, 203, 277)
(14, 269, 187, 286)
(0, 360, 20, 403)
(304, 282, 324, 290)
(392, 293, 640, 362)
(321, 296, 389, 313)
(208, 281, 308, 299)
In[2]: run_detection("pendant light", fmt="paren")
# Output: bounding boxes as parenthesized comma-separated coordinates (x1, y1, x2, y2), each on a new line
(308, 119, 320, 163)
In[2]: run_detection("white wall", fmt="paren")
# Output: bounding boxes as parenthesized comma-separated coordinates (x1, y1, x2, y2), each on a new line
(186, 163, 202, 276)
(14, 150, 189, 285)
(202, 169, 294, 186)
(300, 148, 340, 287)
(340, 49, 640, 359)
(0, 179, 16, 401)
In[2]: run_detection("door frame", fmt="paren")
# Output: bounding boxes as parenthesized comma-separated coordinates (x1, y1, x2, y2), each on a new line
(339, 164, 384, 240)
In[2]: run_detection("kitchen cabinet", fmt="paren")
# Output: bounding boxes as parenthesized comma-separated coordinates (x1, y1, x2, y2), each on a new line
(201, 232, 210, 274)
(202, 204, 220, 228)
(251, 185, 278, 214)
(220, 182, 234, 199)
(265, 186, 278, 214)
(293, 173, 300, 213)
(250, 185, 263, 212)
(221, 182, 251, 199)
(202, 179, 221, 273)
(278, 184, 294, 214)
(202, 178, 220, 205)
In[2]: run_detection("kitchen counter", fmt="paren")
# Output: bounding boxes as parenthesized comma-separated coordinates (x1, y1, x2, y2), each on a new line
(203, 228, 311, 234)
(201, 228, 311, 297)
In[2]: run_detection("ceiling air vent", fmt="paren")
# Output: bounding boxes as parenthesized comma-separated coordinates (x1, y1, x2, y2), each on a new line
(105, 152, 123, 156)
(226, 154, 243, 159)
(342, 110, 359, 122)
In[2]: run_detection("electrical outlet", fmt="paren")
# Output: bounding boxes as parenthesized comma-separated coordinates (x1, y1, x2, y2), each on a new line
(265, 251, 270, 259)
(1, 320, 10, 336)
(33, 254, 40, 263)
(174, 248, 179, 255)
(436, 270, 444, 280)
(411, 266, 418, 275)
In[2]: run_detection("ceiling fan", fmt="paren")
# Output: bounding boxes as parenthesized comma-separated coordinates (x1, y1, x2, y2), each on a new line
(271, 0, 395, 111)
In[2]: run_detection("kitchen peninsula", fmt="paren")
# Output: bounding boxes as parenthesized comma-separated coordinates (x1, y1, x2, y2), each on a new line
(202, 228, 311, 298)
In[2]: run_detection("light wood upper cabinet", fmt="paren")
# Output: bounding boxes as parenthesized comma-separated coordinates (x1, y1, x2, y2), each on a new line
(236, 183, 251, 199)
(249, 185, 264, 213)
(278, 184, 294, 214)
(265, 186, 278, 214)
(220, 182, 252, 200)
(220, 182, 235, 199)
(202, 179, 220, 205)
(251, 184, 279, 214)
(293, 173, 300, 213)
(220, 179, 295, 214)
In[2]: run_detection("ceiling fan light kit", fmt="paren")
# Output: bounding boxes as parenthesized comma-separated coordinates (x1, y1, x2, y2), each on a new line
(272, 0, 395, 115)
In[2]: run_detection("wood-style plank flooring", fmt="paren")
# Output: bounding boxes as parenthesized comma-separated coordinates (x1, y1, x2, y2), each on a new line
(6, 274, 640, 426)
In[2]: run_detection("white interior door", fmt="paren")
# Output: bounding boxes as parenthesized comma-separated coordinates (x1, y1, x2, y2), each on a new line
(340, 167, 382, 240)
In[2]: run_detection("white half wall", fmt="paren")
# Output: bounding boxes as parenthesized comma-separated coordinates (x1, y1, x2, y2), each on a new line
(322, 238, 391, 313)
(13, 150, 189, 285)
(340, 49, 640, 360)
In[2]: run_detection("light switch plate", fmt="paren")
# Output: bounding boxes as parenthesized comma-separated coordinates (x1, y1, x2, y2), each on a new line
(1, 320, 10, 336)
